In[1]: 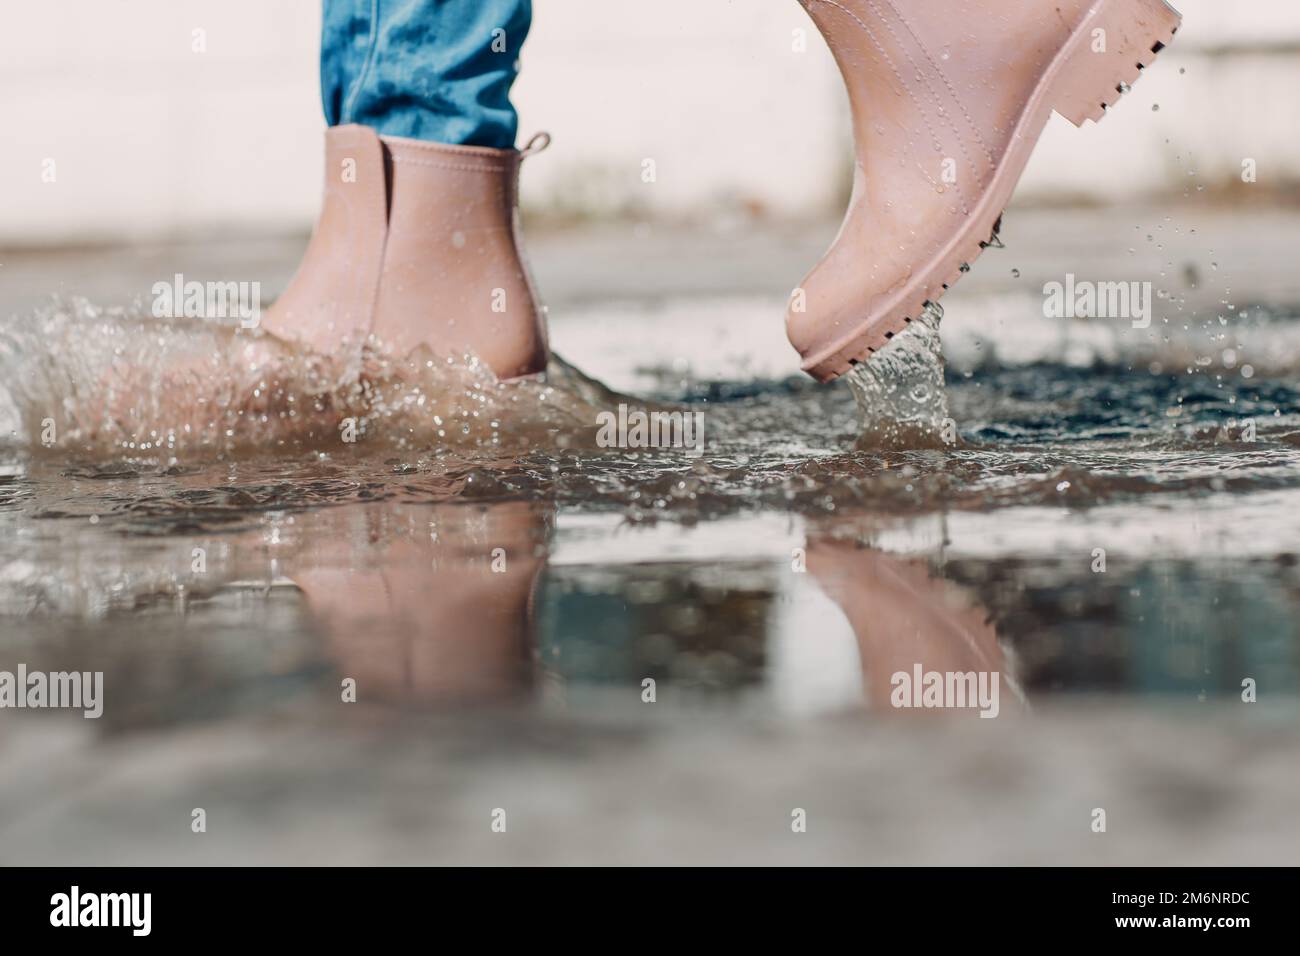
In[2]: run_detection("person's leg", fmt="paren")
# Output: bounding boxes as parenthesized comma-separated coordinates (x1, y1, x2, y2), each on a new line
(262, 0, 549, 380)
(320, 0, 531, 148)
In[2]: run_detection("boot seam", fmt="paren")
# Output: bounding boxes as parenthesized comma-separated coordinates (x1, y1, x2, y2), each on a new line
(379, 135, 518, 160)
(879, 0, 997, 169)
(864, 0, 985, 188)
(830, 0, 984, 196)
(366, 135, 392, 342)
(810, 0, 949, 195)
(389, 157, 510, 173)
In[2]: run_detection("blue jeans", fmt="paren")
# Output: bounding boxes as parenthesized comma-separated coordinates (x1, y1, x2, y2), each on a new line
(321, 0, 531, 149)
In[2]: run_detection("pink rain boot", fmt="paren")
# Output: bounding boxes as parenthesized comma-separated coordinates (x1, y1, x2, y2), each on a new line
(264, 125, 551, 380)
(788, 0, 1182, 381)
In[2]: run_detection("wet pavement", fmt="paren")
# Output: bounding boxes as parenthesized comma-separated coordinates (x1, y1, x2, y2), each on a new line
(2, 203, 1299, 865)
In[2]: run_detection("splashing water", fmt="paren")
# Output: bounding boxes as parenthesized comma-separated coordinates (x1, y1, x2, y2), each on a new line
(843, 302, 950, 449)
(6, 292, 1299, 526)
(0, 296, 614, 458)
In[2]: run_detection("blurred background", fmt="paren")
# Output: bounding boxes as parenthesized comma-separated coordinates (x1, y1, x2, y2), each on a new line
(2, 0, 1298, 246)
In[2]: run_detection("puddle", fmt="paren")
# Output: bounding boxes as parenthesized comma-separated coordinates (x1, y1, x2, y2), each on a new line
(2, 290, 1300, 722)
(3, 276, 1300, 865)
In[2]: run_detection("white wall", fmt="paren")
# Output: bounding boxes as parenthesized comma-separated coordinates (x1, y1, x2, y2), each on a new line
(1, 0, 1297, 245)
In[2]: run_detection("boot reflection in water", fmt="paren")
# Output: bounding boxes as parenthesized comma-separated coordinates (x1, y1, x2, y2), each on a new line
(285, 501, 551, 705)
(806, 531, 1023, 716)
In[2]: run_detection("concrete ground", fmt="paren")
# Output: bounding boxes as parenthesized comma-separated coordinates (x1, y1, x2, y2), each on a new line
(2, 701, 1296, 865)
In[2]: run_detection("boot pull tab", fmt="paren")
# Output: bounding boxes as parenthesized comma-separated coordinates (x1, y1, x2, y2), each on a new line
(520, 131, 552, 160)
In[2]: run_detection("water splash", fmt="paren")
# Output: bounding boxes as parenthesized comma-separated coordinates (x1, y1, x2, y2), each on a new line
(0, 296, 612, 458)
(843, 302, 951, 449)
